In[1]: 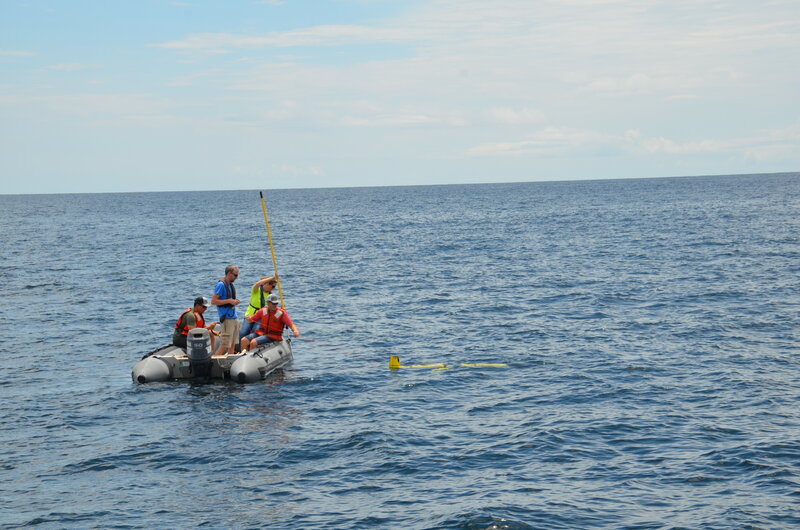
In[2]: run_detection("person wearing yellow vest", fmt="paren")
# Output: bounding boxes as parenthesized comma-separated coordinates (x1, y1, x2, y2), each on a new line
(172, 296, 218, 351)
(239, 274, 279, 340)
(240, 293, 299, 352)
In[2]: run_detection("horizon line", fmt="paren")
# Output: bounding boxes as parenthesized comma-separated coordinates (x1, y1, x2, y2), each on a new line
(1, 170, 797, 197)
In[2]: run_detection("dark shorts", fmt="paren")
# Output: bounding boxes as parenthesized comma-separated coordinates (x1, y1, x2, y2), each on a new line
(172, 335, 187, 349)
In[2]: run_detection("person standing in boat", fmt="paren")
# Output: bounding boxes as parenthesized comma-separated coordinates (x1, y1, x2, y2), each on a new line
(239, 274, 279, 340)
(172, 296, 218, 351)
(211, 264, 241, 356)
(240, 293, 299, 352)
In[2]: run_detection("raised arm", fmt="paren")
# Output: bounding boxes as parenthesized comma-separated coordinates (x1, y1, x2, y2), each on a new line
(252, 274, 279, 290)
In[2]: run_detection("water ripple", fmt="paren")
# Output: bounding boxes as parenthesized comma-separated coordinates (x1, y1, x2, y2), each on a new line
(1, 174, 800, 528)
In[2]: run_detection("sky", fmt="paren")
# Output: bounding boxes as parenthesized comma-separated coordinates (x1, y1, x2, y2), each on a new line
(1, 0, 798, 194)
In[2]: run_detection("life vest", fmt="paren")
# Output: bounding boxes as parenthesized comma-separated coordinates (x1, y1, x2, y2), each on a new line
(257, 308, 287, 341)
(218, 279, 237, 308)
(247, 286, 266, 316)
(174, 308, 205, 336)
(216, 279, 238, 321)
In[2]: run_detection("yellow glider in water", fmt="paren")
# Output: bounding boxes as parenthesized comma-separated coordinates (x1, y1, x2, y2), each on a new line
(389, 356, 507, 371)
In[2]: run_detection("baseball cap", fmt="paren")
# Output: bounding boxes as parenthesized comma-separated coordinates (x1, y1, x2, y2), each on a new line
(195, 296, 211, 308)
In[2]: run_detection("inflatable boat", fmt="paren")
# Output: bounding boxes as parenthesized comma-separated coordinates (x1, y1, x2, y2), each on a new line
(132, 328, 293, 384)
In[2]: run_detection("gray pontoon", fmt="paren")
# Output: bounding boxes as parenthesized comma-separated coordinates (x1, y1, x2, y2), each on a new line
(132, 328, 292, 384)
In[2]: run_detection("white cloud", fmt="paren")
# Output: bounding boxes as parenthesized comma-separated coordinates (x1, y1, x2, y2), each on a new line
(486, 107, 546, 125)
(638, 136, 728, 154)
(48, 63, 93, 72)
(221, 100, 302, 125)
(340, 113, 437, 127)
(4, 0, 799, 192)
(743, 143, 797, 162)
(582, 73, 658, 93)
(466, 123, 800, 161)
(742, 122, 800, 161)
(152, 25, 430, 52)
(232, 163, 324, 177)
(0, 50, 37, 57)
(466, 127, 616, 157)
(151, 0, 800, 105)
(632, 123, 800, 158)
(0, 93, 173, 120)
(140, 0, 800, 171)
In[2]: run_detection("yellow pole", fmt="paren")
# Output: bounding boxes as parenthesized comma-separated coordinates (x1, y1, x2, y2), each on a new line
(260, 191, 285, 308)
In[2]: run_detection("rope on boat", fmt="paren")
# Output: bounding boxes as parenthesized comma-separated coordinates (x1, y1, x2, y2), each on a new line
(141, 346, 165, 360)
(296, 337, 381, 364)
(295, 338, 508, 371)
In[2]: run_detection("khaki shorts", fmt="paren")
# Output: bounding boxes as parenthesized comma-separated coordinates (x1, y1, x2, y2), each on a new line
(218, 318, 242, 349)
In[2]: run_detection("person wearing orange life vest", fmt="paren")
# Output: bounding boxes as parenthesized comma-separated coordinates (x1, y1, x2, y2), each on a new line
(172, 296, 219, 351)
(240, 293, 299, 352)
(239, 274, 279, 340)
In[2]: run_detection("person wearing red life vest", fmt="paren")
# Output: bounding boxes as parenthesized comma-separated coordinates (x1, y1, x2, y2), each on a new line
(239, 274, 279, 340)
(172, 296, 218, 351)
(240, 293, 299, 352)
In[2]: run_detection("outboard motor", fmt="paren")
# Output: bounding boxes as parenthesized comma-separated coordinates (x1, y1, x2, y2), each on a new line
(187, 328, 213, 379)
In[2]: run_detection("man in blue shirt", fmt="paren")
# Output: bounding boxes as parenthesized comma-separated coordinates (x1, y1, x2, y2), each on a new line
(211, 264, 241, 356)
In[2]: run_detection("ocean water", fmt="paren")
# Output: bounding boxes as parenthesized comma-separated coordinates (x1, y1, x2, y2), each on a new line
(1, 173, 799, 528)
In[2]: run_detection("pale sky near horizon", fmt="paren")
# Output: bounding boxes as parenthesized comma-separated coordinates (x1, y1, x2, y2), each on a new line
(1, 0, 798, 194)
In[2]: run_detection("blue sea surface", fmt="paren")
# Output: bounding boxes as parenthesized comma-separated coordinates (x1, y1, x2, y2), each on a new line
(1, 173, 799, 528)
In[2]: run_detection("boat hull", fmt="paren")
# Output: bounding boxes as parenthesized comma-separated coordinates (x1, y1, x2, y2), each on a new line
(132, 339, 293, 384)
